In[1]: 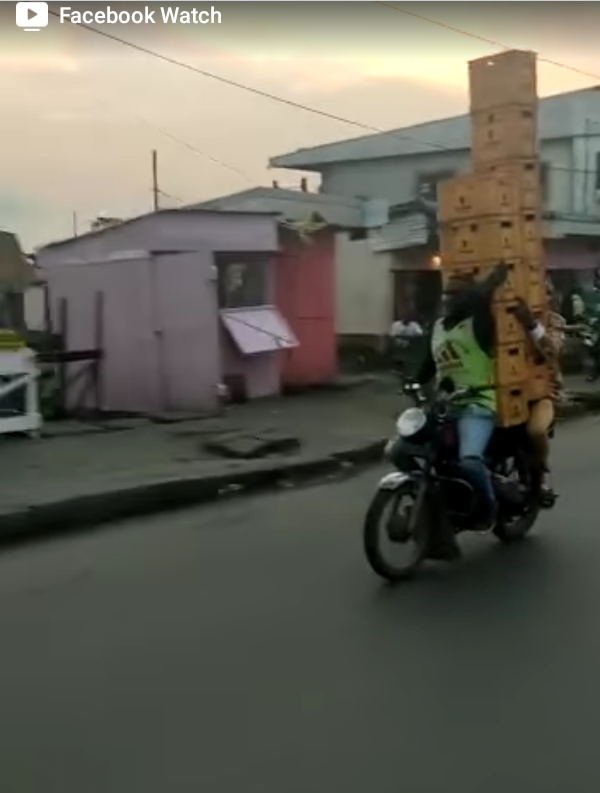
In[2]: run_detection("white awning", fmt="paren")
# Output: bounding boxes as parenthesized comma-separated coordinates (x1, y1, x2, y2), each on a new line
(220, 306, 298, 355)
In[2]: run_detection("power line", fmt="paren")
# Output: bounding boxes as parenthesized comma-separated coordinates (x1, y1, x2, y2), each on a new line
(157, 188, 184, 205)
(47, 9, 448, 152)
(377, 3, 600, 83)
(92, 92, 253, 185)
(139, 120, 253, 183)
(51, 9, 600, 181)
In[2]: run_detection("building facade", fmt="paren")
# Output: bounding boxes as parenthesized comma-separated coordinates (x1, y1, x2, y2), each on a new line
(193, 186, 392, 357)
(35, 210, 300, 413)
(271, 87, 600, 328)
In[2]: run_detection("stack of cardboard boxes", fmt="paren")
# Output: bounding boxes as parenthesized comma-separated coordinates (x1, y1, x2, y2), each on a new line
(437, 49, 549, 427)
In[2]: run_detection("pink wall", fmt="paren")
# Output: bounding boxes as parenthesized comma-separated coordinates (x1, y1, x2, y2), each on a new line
(219, 328, 281, 400)
(45, 250, 220, 414)
(546, 239, 599, 270)
(274, 229, 337, 387)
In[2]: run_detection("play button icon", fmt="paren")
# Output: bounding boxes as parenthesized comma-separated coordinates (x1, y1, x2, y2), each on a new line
(15, 2, 49, 30)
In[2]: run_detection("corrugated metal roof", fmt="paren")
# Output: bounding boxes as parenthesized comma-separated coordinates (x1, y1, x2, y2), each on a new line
(37, 208, 279, 252)
(369, 214, 428, 252)
(270, 87, 600, 170)
(189, 187, 373, 229)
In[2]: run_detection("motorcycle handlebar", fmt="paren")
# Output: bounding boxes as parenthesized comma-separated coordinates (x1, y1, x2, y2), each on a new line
(403, 382, 494, 406)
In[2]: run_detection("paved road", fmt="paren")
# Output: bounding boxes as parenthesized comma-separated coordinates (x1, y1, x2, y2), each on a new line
(1, 416, 600, 792)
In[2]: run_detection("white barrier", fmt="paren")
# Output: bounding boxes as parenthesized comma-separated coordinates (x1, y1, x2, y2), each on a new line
(0, 349, 42, 437)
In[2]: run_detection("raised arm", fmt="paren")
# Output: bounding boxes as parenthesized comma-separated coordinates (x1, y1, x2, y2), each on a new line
(415, 333, 436, 386)
(473, 262, 510, 308)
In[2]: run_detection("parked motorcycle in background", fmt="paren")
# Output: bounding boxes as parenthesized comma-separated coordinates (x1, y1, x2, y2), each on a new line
(582, 316, 600, 382)
(388, 320, 424, 385)
(363, 382, 549, 583)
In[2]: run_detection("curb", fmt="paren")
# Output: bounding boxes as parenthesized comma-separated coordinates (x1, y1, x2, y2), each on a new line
(2, 397, 599, 545)
(0, 440, 388, 546)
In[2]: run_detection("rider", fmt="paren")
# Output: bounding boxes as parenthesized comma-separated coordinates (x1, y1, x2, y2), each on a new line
(416, 262, 509, 560)
(513, 281, 566, 507)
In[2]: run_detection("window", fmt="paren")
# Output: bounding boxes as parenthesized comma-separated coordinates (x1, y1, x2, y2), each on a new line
(540, 162, 550, 203)
(216, 254, 269, 309)
(595, 152, 600, 191)
(416, 170, 455, 201)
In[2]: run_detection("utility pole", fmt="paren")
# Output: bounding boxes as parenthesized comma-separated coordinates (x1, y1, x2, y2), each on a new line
(72, 211, 78, 237)
(152, 149, 159, 211)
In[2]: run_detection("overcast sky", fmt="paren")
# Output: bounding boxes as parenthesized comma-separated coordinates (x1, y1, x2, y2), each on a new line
(1, 1, 599, 250)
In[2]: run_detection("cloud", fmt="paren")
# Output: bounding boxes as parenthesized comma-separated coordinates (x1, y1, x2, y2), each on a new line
(0, 55, 79, 73)
(39, 110, 88, 124)
(1, 1, 599, 250)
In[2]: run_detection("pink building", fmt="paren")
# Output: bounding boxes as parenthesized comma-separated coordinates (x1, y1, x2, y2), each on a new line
(36, 209, 298, 414)
(275, 226, 336, 388)
(194, 187, 379, 389)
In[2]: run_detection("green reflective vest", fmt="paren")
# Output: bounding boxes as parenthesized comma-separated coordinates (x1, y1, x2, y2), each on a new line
(431, 317, 496, 413)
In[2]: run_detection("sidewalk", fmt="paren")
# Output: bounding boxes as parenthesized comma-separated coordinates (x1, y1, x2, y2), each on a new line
(0, 377, 403, 540)
(1, 374, 598, 541)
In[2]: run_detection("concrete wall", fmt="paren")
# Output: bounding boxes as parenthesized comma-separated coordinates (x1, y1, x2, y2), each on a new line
(319, 140, 579, 215)
(335, 233, 393, 337)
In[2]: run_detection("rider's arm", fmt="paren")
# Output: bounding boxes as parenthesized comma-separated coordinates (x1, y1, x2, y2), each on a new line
(472, 305, 495, 357)
(470, 263, 510, 307)
(415, 338, 436, 385)
(531, 314, 566, 363)
(469, 264, 511, 357)
(514, 300, 565, 363)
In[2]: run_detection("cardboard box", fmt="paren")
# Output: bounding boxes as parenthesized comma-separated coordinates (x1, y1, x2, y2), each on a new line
(494, 301, 527, 345)
(472, 105, 537, 166)
(440, 213, 543, 263)
(469, 50, 537, 112)
(486, 160, 541, 210)
(437, 171, 531, 223)
(496, 384, 530, 427)
(496, 342, 529, 386)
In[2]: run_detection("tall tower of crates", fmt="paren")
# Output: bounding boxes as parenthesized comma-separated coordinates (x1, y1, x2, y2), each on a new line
(437, 50, 549, 428)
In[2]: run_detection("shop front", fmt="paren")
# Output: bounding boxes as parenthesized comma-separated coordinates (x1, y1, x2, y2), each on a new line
(391, 248, 443, 329)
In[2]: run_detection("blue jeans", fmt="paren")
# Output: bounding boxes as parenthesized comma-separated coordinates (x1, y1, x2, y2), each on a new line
(457, 404, 497, 517)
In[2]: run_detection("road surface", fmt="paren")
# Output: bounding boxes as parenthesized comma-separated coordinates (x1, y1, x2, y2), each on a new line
(1, 416, 600, 792)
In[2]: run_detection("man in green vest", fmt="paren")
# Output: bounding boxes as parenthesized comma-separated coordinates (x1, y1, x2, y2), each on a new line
(416, 262, 509, 560)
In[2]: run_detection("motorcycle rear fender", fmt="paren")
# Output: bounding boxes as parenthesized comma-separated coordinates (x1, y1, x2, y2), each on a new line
(377, 472, 412, 492)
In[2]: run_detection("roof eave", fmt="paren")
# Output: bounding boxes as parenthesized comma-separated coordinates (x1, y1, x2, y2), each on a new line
(269, 156, 328, 172)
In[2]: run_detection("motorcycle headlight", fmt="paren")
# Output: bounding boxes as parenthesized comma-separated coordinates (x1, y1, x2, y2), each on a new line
(396, 407, 427, 439)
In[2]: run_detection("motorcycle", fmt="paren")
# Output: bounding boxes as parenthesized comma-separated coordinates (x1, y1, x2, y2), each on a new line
(581, 318, 600, 382)
(363, 382, 551, 583)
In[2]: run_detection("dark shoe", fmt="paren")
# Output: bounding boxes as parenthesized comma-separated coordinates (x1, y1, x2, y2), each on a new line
(474, 503, 499, 535)
(426, 521, 462, 561)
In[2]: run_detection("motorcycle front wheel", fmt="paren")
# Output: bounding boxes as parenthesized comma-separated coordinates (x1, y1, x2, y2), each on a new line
(363, 479, 429, 582)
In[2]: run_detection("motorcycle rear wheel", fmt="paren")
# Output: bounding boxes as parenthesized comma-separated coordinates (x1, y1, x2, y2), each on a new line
(493, 453, 541, 544)
(363, 481, 429, 582)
